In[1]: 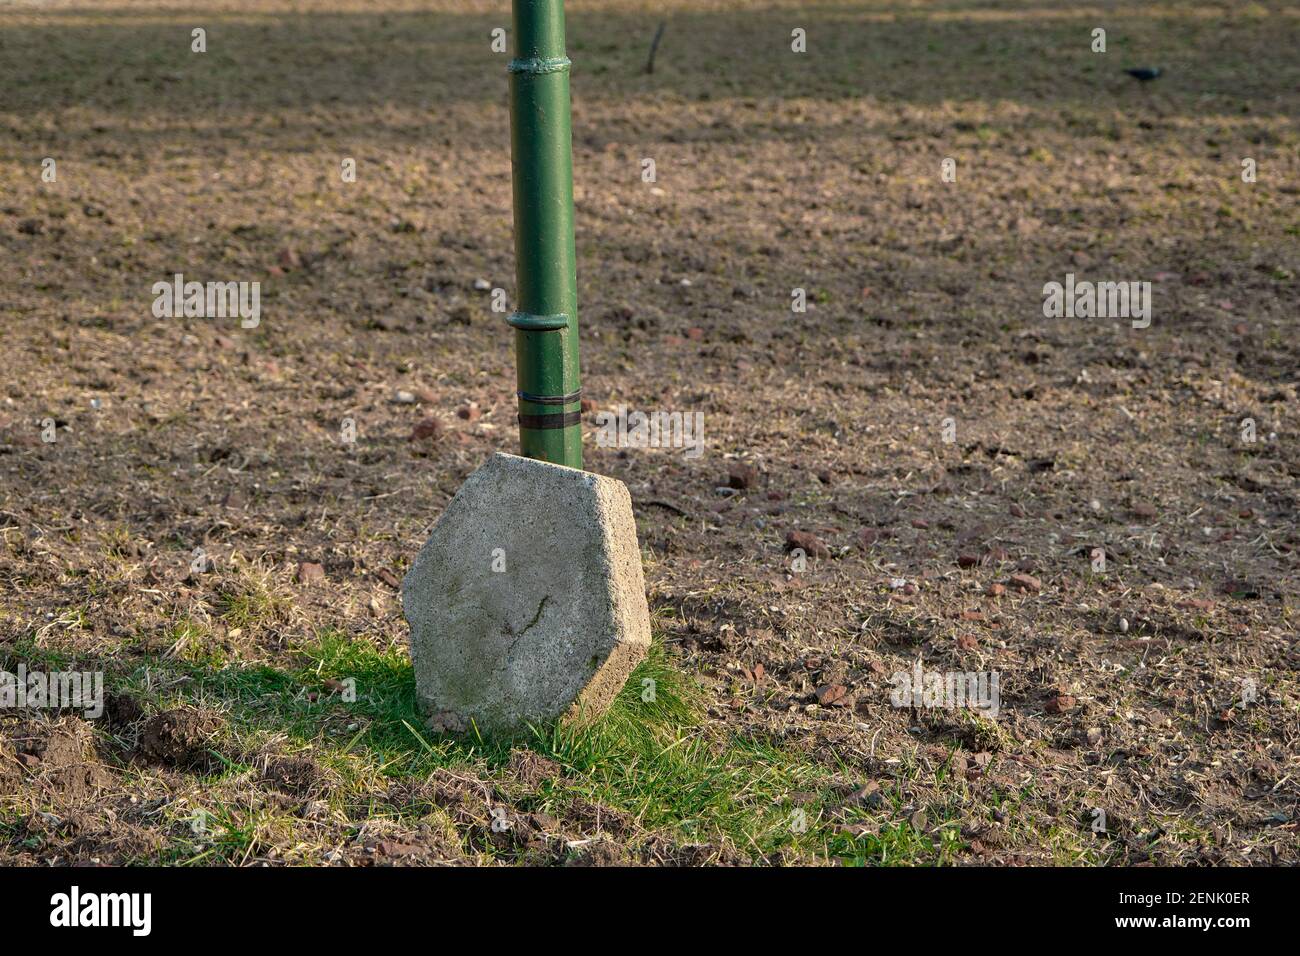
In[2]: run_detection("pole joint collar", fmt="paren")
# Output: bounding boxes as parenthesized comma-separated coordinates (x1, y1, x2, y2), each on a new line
(508, 56, 571, 75)
(507, 311, 569, 331)
(517, 388, 581, 406)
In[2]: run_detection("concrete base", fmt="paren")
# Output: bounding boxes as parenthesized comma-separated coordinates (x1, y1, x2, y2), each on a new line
(402, 453, 651, 734)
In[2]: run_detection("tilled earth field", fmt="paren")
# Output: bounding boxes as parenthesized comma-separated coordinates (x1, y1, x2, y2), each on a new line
(0, 0, 1297, 865)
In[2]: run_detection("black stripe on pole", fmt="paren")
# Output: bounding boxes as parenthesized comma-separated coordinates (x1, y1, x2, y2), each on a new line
(518, 411, 583, 430)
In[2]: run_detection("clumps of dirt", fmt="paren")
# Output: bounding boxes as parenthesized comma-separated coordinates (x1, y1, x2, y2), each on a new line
(423, 710, 468, 734)
(8, 806, 163, 866)
(260, 755, 323, 796)
(2, 718, 112, 804)
(638, 836, 751, 867)
(504, 748, 561, 790)
(102, 692, 146, 731)
(383, 768, 574, 863)
(480, 809, 571, 864)
(418, 768, 500, 824)
(0, 732, 23, 797)
(137, 707, 226, 771)
(351, 820, 466, 867)
(563, 839, 628, 866)
(381, 768, 502, 831)
(563, 796, 636, 840)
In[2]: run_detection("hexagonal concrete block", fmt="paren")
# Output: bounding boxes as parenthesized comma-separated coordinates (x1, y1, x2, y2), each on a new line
(402, 452, 651, 734)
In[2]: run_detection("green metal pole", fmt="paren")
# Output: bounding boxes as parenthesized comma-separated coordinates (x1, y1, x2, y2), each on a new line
(507, 0, 582, 469)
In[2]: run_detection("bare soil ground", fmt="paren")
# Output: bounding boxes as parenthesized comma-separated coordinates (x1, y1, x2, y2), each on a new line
(0, 0, 1297, 865)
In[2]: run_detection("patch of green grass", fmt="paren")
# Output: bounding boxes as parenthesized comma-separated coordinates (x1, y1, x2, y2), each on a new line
(167, 615, 226, 667)
(99, 630, 954, 865)
(214, 567, 291, 632)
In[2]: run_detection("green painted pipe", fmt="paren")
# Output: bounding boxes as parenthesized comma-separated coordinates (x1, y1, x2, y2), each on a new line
(508, 0, 582, 468)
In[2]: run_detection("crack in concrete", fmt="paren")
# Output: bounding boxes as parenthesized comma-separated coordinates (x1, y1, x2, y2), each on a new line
(517, 594, 551, 638)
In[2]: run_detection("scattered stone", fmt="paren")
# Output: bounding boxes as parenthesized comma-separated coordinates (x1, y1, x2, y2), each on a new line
(296, 561, 326, 585)
(1009, 503, 1026, 518)
(857, 527, 879, 550)
(1220, 579, 1260, 599)
(957, 553, 980, 568)
(410, 417, 442, 441)
(403, 453, 651, 733)
(987, 582, 1006, 597)
(394, 390, 416, 404)
(845, 782, 884, 809)
(956, 634, 979, 651)
(814, 684, 851, 707)
(784, 530, 830, 558)
(727, 463, 757, 490)
(457, 402, 481, 422)
(1045, 693, 1076, 714)
(911, 518, 929, 529)
(473, 278, 491, 291)
(1008, 572, 1041, 593)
